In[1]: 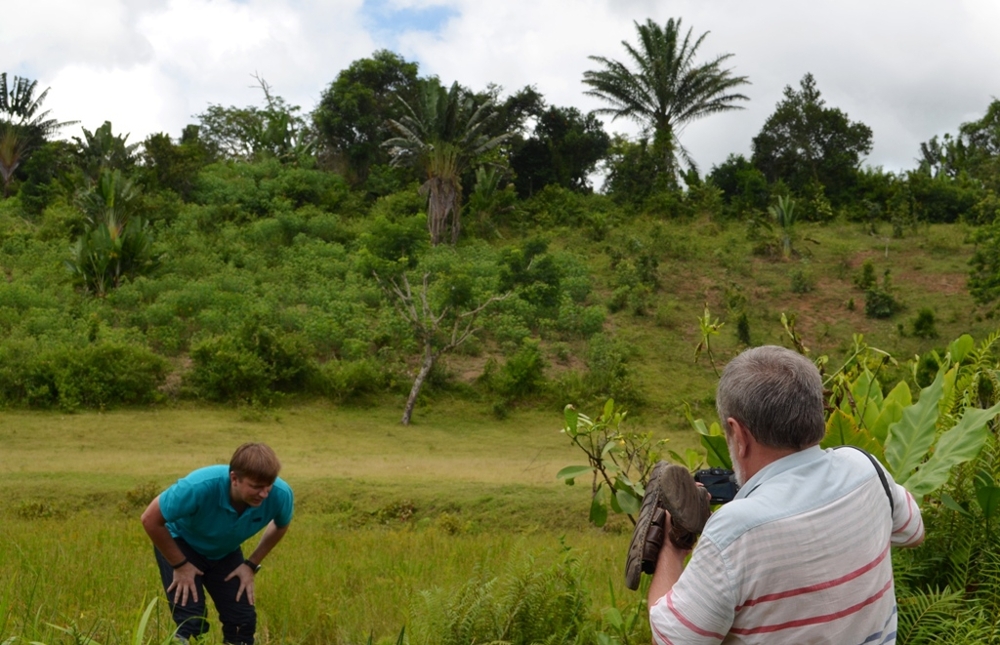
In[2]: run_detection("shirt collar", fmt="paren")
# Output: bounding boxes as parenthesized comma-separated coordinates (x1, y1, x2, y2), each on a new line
(734, 445, 825, 500)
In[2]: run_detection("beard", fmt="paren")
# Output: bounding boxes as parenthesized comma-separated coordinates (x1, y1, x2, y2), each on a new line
(726, 433, 746, 488)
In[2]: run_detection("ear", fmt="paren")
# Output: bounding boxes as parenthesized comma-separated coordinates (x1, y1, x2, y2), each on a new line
(230, 471, 238, 485)
(727, 417, 752, 459)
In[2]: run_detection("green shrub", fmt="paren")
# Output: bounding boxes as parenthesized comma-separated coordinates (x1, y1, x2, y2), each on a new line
(188, 317, 317, 403)
(483, 339, 547, 403)
(854, 259, 877, 291)
(584, 333, 643, 408)
(320, 358, 391, 402)
(790, 269, 815, 294)
(0, 341, 169, 410)
(864, 287, 899, 319)
(911, 308, 939, 339)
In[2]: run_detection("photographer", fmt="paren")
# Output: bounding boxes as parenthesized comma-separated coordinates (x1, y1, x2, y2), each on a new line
(648, 346, 923, 644)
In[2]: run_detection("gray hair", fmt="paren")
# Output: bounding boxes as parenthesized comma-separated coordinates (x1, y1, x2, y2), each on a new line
(716, 345, 825, 450)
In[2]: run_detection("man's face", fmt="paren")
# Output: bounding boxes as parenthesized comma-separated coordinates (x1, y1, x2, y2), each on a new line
(231, 474, 273, 507)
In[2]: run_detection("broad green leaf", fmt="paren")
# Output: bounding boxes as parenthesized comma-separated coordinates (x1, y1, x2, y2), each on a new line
(851, 370, 883, 430)
(821, 409, 858, 448)
(949, 334, 975, 363)
(884, 380, 913, 409)
(903, 399, 1000, 496)
(940, 365, 958, 416)
(940, 492, 971, 516)
(603, 398, 615, 420)
(976, 486, 1000, 520)
(609, 489, 622, 513)
(615, 489, 641, 515)
(871, 400, 903, 447)
(563, 405, 579, 434)
(821, 409, 883, 458)
(601, 439, 620, 457)
(701, 434, 731, 469)
(556, 465, 593, 481)
(884, 367, 945, 483)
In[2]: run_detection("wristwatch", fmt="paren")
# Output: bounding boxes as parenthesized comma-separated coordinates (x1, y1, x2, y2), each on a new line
(244, 559, 261, 574)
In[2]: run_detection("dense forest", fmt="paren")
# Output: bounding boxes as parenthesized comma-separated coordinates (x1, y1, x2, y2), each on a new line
(1, 17, 1000, 426)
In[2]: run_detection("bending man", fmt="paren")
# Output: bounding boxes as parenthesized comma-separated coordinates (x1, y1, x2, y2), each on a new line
(649, 345, 924, 644)
(141, 442, 293, 645)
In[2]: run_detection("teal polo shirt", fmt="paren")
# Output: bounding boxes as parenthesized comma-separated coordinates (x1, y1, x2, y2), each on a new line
(159, 465, 294, 560)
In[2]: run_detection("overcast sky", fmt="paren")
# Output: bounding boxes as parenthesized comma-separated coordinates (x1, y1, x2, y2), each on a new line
(6, 0, 999, 174)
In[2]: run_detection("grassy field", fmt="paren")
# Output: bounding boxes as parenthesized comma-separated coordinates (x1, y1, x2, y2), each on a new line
(0, 402, 690, 644)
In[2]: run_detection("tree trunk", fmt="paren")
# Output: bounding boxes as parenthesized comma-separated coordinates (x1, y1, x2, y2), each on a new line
(401, 341, 435, 425)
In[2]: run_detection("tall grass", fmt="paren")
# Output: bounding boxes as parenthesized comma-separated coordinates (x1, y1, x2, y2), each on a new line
(0, 403, 651, 644)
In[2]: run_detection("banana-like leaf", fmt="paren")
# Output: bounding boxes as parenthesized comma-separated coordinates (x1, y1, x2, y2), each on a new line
(903, 399, 1000, 497)
(821, 409, 884, 459)
(701, 434, 731, 469)
(851, 370, 883, 430)
(873, 382, 912, 444)
(949, 334, 975, 363)
(884, 367, 945, 483)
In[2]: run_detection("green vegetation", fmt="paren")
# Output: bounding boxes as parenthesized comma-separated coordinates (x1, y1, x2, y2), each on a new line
(3, 13, 1000, 643)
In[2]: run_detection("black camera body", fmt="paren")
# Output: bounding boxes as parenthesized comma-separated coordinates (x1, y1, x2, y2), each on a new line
(693, 468, 739, 504)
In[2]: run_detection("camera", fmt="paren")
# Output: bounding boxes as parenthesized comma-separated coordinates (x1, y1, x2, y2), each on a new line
(693, 468, 739, 504)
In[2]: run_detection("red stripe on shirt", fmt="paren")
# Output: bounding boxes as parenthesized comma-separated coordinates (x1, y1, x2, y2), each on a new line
(893, 493, 917, 535)
(735, 544, 889, 610)
(662, 590, 727, 640)
(730, 578, 894, 635)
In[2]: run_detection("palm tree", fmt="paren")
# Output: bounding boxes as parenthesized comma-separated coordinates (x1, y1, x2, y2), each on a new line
(384, 79, 509, 245)
(0, 73, 77, 144)
(583, 18, 750, 178)
(769, 195, 797, 259)
(0, 125, 27, 197)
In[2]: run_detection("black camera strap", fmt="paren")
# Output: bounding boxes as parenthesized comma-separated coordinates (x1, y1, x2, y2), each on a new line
(836, 445, 894, 516)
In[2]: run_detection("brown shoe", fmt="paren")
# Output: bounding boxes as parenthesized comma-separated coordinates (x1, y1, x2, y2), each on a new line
(624, 462, 711, 590)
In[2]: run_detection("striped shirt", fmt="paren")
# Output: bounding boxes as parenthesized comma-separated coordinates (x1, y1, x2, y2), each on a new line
(649, 446, 924, 645)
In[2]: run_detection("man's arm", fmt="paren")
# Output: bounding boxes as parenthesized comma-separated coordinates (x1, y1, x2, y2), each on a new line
(647, 515, 690, 607)
(225, 520, 290, 605)
(140, 496, 204, 606)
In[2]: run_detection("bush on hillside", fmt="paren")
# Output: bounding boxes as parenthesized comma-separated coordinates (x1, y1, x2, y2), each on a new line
(0, 340, 168, 410)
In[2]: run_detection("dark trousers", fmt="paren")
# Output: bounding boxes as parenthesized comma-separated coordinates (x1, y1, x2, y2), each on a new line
(154, 539, 256, 645)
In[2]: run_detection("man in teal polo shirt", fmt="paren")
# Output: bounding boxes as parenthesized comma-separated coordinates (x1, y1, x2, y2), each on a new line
(141, 443, 293, 645)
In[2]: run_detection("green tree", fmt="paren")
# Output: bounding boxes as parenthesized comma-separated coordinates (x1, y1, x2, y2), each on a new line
(72, 121, 140, 183)
(313, 50, 421, 185)
(583, 17, 750, 179)
(65, 170, 160, 296)
(139, 125, 213, 199)
(0, 73, 77, 198)
(509, 105, 610, 197)
(361, 237, 511, 425)
(751, 73, 872, 205)
(197, 75, 312, 163)
(385, 79, 510, 245)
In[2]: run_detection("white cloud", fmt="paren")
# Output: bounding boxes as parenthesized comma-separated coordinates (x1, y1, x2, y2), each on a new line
(7, 0, 1000, 172)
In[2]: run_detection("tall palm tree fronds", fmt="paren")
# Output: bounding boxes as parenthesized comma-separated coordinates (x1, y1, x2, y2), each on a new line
(583, 18, 750, 177)
(0, 73, 78, 141)
(385, 80, 510, 245)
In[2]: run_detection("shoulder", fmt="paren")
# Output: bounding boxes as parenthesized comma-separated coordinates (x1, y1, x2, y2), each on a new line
(162, 465, 227, 500)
